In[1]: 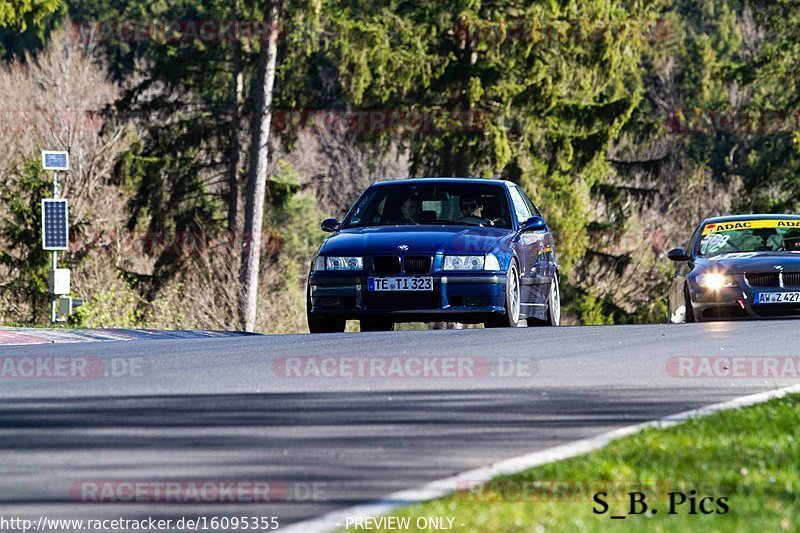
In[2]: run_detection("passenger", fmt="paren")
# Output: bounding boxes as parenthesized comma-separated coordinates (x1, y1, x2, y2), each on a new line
(784, 229, 800, 251)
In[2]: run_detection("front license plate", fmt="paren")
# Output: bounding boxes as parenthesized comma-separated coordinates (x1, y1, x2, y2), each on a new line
(368, 277, 433, 291)
(755, 292, 800, 304)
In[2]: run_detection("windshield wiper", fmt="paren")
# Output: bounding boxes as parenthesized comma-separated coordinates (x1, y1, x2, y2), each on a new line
(419, 220, 482, 227)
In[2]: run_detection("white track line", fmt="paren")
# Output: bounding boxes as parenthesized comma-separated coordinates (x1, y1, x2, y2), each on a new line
(283, 384, 800, 532)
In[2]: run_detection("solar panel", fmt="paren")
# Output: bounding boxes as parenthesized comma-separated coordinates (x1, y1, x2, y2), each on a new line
(42, 199, 69, 250)
(42, 151, 69, 171)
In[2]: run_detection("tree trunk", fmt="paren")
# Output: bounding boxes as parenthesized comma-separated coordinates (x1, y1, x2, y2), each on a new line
(227, 0, 244, 233)
(239, 0, 281, 332)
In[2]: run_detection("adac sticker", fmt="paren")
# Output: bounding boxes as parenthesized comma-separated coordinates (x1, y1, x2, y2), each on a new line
(702, 219, 800, 235)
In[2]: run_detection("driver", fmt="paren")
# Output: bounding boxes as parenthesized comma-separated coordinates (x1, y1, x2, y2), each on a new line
(459, 195, 484, 220)
(753, 228, 779, 251)
(398, 195, 421, 224)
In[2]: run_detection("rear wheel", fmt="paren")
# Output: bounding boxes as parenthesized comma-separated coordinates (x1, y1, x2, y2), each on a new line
(360, 319, 394, 332)
(546, 275, 560, 326)
(528, 275, 560, 327)
(484, 263, 521, 328)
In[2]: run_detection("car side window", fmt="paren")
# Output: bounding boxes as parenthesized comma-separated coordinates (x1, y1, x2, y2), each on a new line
(688, 227, 701, 255)
(517, 187, 540, 216)
(509, 187, 532, 224)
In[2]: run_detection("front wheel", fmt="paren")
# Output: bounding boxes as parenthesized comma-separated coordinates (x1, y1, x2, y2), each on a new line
(308, 314, 346, 333)
(684, 285, 696, 323)
(307, 286, 346, 333)
(484, 263, 521, 328)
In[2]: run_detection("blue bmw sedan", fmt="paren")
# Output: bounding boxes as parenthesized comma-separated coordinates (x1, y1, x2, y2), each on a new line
(306, 178, 560, 332)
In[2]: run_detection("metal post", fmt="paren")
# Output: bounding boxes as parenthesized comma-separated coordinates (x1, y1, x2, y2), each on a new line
(50, 171, 58, 325)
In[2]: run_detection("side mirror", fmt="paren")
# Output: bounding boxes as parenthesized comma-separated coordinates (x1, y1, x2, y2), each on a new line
(667, 247, 691, 262)
(321, 218, 340, 233)
(519, 216, 547, 233)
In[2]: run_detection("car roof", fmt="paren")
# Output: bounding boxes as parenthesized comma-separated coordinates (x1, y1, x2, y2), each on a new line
(371, 177, 515, 187)
(700, 213, 800, 225)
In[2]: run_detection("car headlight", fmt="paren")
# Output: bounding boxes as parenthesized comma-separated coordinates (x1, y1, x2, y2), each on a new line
(444, 255, 502, 271)
(326, 256, 363, 271)
(444, 255, 484, 271)
(313, 256, 363, 271)
(483, 254, 501, 271)
(696, 273, 738, 290)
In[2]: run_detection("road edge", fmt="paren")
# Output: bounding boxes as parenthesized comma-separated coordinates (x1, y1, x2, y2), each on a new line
(282, 383, 800, 533)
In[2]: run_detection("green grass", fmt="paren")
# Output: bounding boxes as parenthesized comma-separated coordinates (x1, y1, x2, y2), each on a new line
(361, 394, 800, 532)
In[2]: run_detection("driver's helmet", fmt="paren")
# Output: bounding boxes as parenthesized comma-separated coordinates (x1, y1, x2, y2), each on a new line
(752, 227, 779, 250)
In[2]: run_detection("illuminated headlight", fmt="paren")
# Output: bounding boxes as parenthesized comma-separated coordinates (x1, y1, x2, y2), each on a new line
(696, 273, 738, 290)
(444, 255, 485, 271)
(325, 256, 363, 271)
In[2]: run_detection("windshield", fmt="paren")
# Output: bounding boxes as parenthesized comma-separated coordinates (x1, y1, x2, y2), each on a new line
(697, 220, 800, 256)
(342, 183, 512, 229)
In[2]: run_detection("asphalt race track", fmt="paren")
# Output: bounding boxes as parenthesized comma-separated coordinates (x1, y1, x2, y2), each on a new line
(1, 321, 798, 530)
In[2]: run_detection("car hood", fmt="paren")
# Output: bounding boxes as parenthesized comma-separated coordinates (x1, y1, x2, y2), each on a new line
(697, 252, 800, 273)
(319, 226, 510, 256)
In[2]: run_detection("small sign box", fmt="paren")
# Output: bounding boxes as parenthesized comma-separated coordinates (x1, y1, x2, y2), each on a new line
(42, 150, 69, 171)
(42, 199, 69, 250)
(49, 269, 71, 295)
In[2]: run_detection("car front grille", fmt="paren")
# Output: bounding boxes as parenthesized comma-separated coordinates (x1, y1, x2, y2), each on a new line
(745, 272, 800, 288)
(373, 256, 402, 275)
(745, 273, 779, 288)
(783, 272, 800, 287)
(402, 256, 432, 275)
(372, 255, 432, 275)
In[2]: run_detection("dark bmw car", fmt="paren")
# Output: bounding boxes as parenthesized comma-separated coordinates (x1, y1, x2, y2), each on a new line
(668, 214, 800, 322)
(306, 178, 560, 332)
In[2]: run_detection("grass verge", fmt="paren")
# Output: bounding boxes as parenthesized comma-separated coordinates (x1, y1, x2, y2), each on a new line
(359, 394, 800, 532)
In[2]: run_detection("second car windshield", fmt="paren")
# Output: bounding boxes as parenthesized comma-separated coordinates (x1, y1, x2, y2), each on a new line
(342, 183, 512, 229)
(697, 223, 800, 256)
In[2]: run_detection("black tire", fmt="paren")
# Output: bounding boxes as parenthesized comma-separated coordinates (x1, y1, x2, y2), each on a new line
(360, 319, 394, 332)
(308, 314, 346, 333)
(484, 262, 521, 328)
(307, 287, 346, 333)
(684, 285, 696, 323)
(528, 275, 560, 327)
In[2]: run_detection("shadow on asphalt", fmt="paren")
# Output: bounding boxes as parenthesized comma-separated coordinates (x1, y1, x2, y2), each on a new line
(0, 387, 761, 525)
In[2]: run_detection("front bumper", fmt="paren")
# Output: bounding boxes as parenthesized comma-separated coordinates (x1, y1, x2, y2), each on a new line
(688, 282, 800, 321)
(308, 273, 507, 323)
